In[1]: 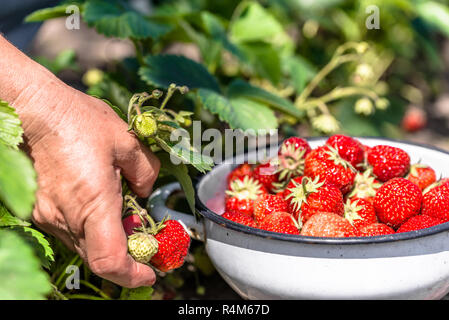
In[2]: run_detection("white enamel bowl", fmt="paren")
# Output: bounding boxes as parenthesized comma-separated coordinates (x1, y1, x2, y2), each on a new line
(149, 137, 449, 300)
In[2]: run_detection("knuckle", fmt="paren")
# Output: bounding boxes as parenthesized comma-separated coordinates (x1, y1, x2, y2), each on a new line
(127, 136, 141, 154)
(88, 256, 120, 277)
(31, 210, 46, 227)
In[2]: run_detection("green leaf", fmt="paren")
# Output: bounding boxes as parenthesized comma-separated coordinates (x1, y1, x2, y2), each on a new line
(239, 42, 282, 85)
(139, 55, 220, 92)
(416, 1, 449, 37)
(201, 12, 246, 61)
(0, 144, 37, 219)
(0, 100, 24, 149)
(120, 286, 153, 300)
(24, 3, 81, 22)
(227, 79, 304, 119)
(0, 204, 30, 227)
(154, 137, 214, 174)
(157, 153, 196, 215)
(197, 89, 278, 132)
(282, 55, 317, 94)
(9, 226, 55, 269)
(0, 230, 51, 299)
(83, 0, 171, 40)
(87, 76, 132, 115)
(35, 49, 79, 75)
(230, 2, 285, 43)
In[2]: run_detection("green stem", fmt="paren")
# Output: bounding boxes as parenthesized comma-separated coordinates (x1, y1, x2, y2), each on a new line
(229, 0, 251, 30)
(79, 280, 112, 300)
(55, 255, 81, 290)
(50, 284, 68, 300)
(300, 86, 379, 109)
(333, 41, 367, 57)
(160, 84, 177, 110)
(296, 53, 360, 105)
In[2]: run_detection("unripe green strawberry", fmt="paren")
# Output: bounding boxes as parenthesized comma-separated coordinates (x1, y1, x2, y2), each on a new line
(127, 232, 159, 264)
(133, 112, 157, 138)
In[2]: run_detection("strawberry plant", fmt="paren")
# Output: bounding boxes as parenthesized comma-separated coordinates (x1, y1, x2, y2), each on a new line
(0, 100, 53, 299)
(26, 0, 393, 137)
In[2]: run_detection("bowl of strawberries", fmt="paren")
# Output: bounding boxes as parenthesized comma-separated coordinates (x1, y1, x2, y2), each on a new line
(149, 136, 449, 299)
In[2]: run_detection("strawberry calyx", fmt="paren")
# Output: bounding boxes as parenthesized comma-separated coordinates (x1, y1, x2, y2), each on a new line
(325, 145, 356, 172)
(347, 169, 381, 199)
(271, 144, 307, 183)
(406, 162, 429, 178)
(285, 176, 324, 214)
(226, 176, 265, 200)
(343, 199, 364, 226)
(124, 195, 163, 263)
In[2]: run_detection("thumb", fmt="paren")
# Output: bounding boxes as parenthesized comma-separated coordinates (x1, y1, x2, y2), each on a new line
(114, 132, 160, 198)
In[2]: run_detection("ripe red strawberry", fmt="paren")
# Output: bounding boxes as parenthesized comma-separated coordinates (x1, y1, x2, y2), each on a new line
(396, 215, 442, 233)
(300, 212, 359, 237)
(150, 219, 191, 272)
(401, 107, 427, 132)
(440, 178, 449, 187)
(367, 145, 410, 182)
(326, 134, 365, 168)
(423, 178, 449, 194)
(252, 162, 279, 192)
(278, 136, 311, 156)
(284, 176, 344, 224)
(346, 169, 382, 203)
(406, 164, 436, 191)
(359, 223, 395, 236)
(253, 194, 289, 223)
(421, 183, 449, 222)
(304, 145, 356, 194)
(227, 163, 253, 187)
(225, 176, 267, 216)
(374, 178, 422, 228)
(221, 211, 258, 228)
(272, 137, 311, 190)
(344, 198, 377, 230)
(275, 190, 285, 198)
(258, 211, 300, 235)
(122, 214, 146, 236)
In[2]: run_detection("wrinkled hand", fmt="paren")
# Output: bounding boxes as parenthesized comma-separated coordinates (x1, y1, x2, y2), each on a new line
(14, 81, 160, 288)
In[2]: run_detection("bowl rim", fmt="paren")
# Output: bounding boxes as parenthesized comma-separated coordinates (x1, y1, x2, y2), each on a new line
(195, 136, 449, 245)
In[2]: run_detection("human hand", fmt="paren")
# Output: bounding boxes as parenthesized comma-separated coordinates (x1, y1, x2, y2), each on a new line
(10, 75, 160, 288)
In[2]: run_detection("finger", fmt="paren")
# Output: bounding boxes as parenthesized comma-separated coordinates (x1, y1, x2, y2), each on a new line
(33, 218, 76, 253)
(82, 193, 156, 288)
(31, 194, 76, 252)
(114, 132, 160, 198)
